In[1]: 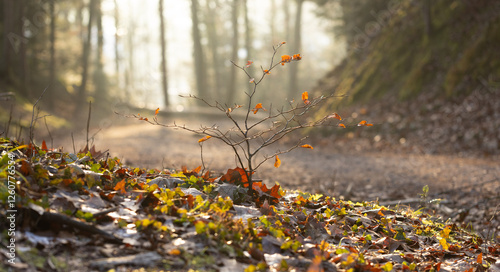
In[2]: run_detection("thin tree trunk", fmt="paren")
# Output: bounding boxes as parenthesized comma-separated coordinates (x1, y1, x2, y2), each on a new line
(243, 0, 253, 75)
(159, 0, 169, 107)
(226, 0, 239, 105)
(422, 0, 432, 37)
(94, 0, 107, 104)
(270, 0, 276, 42)
(113, 0, 120, 92)
(205, 0, 222, 97)
(2, 0, 28, 96)
(288, 0, 303, 98)
(191, 0, 207, 100)
(75, 0, 95, 118)
(48, 0, 56, 108)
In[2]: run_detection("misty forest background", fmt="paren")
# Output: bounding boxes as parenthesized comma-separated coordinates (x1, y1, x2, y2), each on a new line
(1, 0, 499, 159)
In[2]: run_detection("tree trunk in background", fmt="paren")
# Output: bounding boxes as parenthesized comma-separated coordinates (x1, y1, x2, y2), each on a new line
(2, 0, 28, 96)
(191, 0, 208, 101)
(243, 0, 253, 75)
(422, 0, 432, 37)
(159, 0, 169, 107)
(94, 0, 108, 105)
(113, 0, 120, 95)
(205, 0, 223, 97)
(226, 0, 239, 105)
(48, 0, 56, 108)
(75, 0, 95, 118)
(270, 0, 276, 42)
(126, 5, 136, 100)
(288, 0, 303, 98)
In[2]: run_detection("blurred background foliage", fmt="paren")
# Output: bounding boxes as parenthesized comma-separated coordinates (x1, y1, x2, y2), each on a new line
(1, 0, 499, 150)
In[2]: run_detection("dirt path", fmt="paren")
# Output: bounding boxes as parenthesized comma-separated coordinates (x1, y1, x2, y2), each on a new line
(57, 114, 498, 237)
(80, 120, 498, 200)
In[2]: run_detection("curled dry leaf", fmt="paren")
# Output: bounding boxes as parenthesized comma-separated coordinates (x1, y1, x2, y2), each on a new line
(198, 135, 212, 143)
(302, 92, 310, 105)
(327, 113, 342, 121)
(274, 155, 281, 168)
(252, 103, 266, 114)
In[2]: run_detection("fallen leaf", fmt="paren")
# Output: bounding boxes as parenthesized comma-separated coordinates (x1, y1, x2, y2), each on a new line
(358, 120, 373, 126)
(114, 179, 126, 194)
(41, 140, 48, 151)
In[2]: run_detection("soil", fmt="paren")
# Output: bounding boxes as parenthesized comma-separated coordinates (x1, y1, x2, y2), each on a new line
(54, 110, 499, 240)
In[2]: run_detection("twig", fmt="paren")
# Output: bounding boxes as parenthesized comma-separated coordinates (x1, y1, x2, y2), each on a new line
(29, 86, 49, 149)
(71, 132, 76, 154)
(43, 116, 53, 149)
(36, 209, 122, 243)
(6, 104, 13, 138)
(86, 101, 92, 151)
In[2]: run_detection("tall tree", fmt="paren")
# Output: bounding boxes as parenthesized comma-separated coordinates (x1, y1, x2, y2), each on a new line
(113, 0, 120, 86)
(75, 0, 96, 118)
(94, 0, 108, 105)
(191, 0, 208, 100)
(159, 0, 169, 107)
(226, 0, 240, 105)
(2, 0, 28, 96)
(243, 0, 253, 75)
(288, 0, 303, 98)
(48, 0, 56, 108)
(205, 0, 223, 97)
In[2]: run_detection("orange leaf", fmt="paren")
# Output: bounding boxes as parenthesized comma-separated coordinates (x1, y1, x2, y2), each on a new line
(301, 144, 313, 149)
(193, 166, 202, 174)
(155, 108, 160, 115)
(263, 69, 270, 75)
(114, 179, 126, 194)
(274, 155, 281, 168)
(477, 252, 483, 264)
(169, 249, 181, 255)
(220, 167, 249, 186)
(246, 60, 253, 68)
(301, 91, 310, 104)
(358, 120, 373, 126)
(252, 103, 266, 114)
(292, 54, 302, 60)
(198, 135, 212, 143)
(328, 113, 342, 121)
(339, 123, 346, 128)
(281, 55, 291, 65)
(41, 140, 48, 151)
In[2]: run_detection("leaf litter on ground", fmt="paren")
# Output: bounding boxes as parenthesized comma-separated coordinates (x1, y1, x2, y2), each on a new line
(1, 137, 499, 271)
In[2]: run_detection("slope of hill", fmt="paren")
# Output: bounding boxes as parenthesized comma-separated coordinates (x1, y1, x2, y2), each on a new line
(313, 0, 500, 158)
